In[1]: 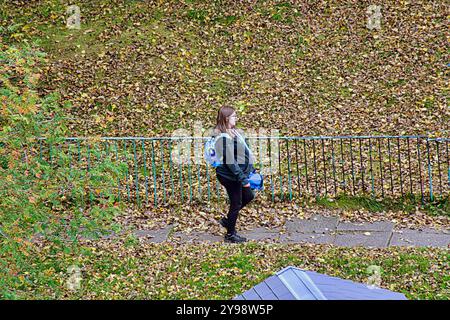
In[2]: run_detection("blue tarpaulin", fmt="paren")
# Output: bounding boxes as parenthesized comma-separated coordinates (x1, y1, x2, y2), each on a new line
(234, 266, 407, 300)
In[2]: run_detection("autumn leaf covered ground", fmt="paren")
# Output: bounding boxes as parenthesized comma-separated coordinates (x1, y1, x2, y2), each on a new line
(2, 0, 448, 137)
(5, 239, 449, 300)
(1, 0, 449, 299)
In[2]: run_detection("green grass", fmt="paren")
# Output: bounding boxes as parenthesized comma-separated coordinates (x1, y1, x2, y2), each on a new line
(33, 21, 106, 58)
(3, 241, 448, 300)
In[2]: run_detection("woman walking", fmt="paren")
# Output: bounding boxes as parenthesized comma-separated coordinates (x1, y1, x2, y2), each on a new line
(212, 106, 256, 243)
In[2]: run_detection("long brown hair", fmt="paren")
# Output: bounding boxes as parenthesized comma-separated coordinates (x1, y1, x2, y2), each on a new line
(214, 105, 236, 137)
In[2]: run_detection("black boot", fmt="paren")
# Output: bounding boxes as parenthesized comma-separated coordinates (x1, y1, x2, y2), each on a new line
(224, 231, 247, 243)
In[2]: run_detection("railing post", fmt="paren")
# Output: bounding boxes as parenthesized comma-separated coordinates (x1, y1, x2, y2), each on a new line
(278, 138, 283, 201)
(359, 138, 365, 194)
(294, 138, 301, 198)
(349, 138, 355, 195)
(141, 140, 149, 206)
(426, 138, 433, 202)
(435, 140, 442, 196)
(123, 140, 131, 202)
(114, 141, 120, 202)
(150, 139, 158, 206)
(160, 140, 166, 205)
(132, 139, 140, 207)
(397, 137, 403, 197)
(387, 138, 394, 196)
(406, 137, 413, 196)
(417, 137, 425, 205)
(168, 139, 175, 200)
(446, 140, 450, 190)
(331, 138, 337, 197)
(268, 137, 274, 202)
(286, 138, 292, 201)
(339, 139, 345, 193)
(322, 138, 327, 197)
(378, 138, 384, 198)
(312, 138, 318, 198)
(368, 138, 375, 199)
(304, 139, 310, 196)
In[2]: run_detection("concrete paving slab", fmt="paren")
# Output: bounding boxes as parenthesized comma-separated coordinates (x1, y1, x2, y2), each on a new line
(286, 215, 339, 234)
(390, 229, 450, 248)
(279, 232, 335, 244)
(170, 231, 223, 243)
(337, 221, 394, 233)
(402, 227, 450, 235)
(242, 227, 282, 241)
(334, 231, 392, 248)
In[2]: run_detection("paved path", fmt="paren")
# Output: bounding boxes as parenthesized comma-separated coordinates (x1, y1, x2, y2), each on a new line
(130, 214, 450, 248)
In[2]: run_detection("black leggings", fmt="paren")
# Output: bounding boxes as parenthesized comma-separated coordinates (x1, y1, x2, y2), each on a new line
(217, 174, 255, 234)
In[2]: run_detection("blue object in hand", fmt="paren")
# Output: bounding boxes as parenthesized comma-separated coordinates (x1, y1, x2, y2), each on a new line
(248, 169, 264, 191)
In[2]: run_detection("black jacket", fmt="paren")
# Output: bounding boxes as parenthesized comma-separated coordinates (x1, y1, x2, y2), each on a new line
(213, 129, 255, 186)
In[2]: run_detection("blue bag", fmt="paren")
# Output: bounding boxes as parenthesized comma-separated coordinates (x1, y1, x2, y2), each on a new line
(248, 168, 264, 191)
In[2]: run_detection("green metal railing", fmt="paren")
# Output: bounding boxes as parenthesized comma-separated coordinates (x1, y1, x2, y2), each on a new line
(28, 135, 450, 207)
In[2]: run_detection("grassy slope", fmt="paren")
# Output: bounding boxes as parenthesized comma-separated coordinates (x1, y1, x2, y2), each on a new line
(1, 0, 448, 137)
